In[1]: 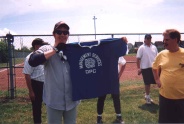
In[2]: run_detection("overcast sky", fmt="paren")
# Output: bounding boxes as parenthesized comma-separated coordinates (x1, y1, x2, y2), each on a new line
(0, 0, 184, 44)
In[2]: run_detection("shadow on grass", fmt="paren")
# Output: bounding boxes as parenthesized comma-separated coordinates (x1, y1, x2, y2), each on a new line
(138, 102, 159, 114)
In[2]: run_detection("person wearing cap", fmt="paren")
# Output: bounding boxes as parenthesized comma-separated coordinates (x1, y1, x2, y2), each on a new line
(152, 29, 184, 123)
(136, 34, 158, 104)
(28, 21, 80, 124)
(23, 38, 48, 124)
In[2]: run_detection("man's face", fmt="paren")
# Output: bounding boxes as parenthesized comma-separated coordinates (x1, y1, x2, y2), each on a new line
(53, 27, 69, 44)
(163, 33, 177, 50)
(144, 37, 151, 45)
(34, 45, 42, 51)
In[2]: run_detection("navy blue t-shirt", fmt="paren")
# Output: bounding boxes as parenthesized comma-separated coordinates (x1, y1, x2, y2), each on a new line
(63, 38, 127, 101)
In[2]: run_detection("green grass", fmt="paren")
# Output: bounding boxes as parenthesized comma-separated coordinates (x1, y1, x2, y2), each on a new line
(0, 81, 159, 123)
(0, 58, 24, 68)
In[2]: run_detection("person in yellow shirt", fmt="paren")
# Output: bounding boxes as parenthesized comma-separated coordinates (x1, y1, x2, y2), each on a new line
(152, 29, 184, 123)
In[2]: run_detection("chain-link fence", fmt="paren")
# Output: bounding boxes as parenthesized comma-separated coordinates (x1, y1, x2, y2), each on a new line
(0, 33, 183, 100)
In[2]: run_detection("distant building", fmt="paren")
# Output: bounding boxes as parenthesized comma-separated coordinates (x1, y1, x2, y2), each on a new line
(134, 42, 143, 48)
(154, 41, 164, 49)
(179, 40, 184, 48)
(133, 42, 143, 53)
(127, 43, 133, 50)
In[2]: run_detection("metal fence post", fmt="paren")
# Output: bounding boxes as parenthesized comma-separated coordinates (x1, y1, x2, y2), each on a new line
(6, 33, 15, 99)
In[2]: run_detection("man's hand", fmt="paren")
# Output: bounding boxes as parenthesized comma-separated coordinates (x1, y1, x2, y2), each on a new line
(29, 91, 35, 101)
(138, 69, 142, 75)
(56, 43, 66, 52)
(156, 79, 161, 88)
(121, 37, 128, 44)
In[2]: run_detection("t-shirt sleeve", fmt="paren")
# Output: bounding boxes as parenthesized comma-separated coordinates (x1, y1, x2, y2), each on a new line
(100, 38, 127, 57)
(23, 56, 34, 74)
(136, 46, 142, 58)
(38, 45, 53, 53)
(152, 53, 160, 69)
(118, 56, 126, 65)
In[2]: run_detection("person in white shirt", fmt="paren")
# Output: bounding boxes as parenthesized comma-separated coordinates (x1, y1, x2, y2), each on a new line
(28, 21, 80, 124)
(23, 38, 48, 124)
(136, 34, 158, 104)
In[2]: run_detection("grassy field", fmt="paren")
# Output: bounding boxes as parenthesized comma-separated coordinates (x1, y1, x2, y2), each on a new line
(0, 80, 159, 124)
(0, 58, 24, 68)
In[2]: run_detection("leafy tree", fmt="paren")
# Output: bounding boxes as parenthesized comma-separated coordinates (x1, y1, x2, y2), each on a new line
(30, 47, 34, 51)
(0, 39, 8, 63)
(21, 46, 30, 52)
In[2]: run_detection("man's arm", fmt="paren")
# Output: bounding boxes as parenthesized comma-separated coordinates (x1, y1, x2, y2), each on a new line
(118, 56, 126, 78)
(29, 48, 56, 67)
(24, 74, 35, 101)
(29, 43, 66, 67)
(118, 37, 128, 78)
(152, 68, 161, 88)
(136, 58, 141, 75)
(119, 63, 126, 78)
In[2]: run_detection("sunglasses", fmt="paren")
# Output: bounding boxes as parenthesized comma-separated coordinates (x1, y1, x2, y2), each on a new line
(55, 30, 69, 35)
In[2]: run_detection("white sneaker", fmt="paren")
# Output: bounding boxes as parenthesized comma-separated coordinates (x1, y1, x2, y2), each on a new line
(146, 97, 151, 104)
(145, 95, 153, 104)
(150, 98, 153, 102)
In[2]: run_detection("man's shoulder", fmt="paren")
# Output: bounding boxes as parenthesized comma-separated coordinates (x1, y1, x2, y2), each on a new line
(158, 49, 168, 55)
(38, 45, 52, 52)
(138, 44, 145, 49)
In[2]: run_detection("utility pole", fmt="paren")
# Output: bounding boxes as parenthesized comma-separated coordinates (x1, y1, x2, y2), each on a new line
(93, 16, 97, 39)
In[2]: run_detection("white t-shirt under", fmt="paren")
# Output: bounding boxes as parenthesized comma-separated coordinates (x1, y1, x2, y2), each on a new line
(136, 44, 158, 69)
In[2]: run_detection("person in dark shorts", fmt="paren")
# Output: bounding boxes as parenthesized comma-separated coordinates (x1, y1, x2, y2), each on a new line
(136, 34, 158, 104)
